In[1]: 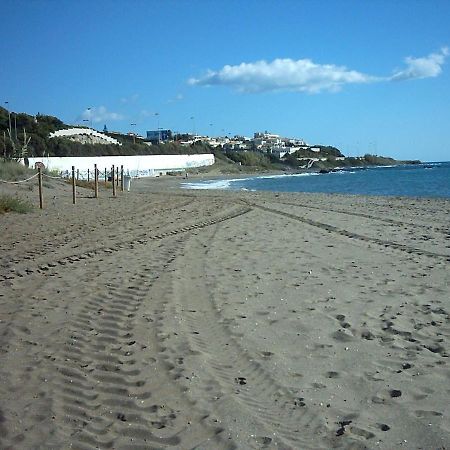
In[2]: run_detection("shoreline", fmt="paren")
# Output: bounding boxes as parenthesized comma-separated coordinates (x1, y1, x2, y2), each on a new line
(145, 162, 450, 201)
(1, 177, 449, 449)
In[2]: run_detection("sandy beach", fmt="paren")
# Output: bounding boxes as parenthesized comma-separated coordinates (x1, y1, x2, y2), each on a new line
(1, 175, 449, 449)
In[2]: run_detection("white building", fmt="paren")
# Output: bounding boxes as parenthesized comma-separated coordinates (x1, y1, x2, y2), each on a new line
(270, 146, 298, 159)
(253, 132, 282, 148)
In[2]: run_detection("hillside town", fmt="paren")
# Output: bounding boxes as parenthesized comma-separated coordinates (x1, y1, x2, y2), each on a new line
(2, 107, 411, 171)
(49, 126, 345, 168)
(140, 129, 334, 158)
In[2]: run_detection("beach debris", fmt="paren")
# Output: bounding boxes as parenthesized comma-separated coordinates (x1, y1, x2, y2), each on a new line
(254, 436, 272, 446)
(117, 412, 127, 422)
(361, 329, 375, 340)
(235, 377, 247, 385)
(379, 424, 390, 431)
(390, 389, 402, 398)
(336, 420, 352, 436)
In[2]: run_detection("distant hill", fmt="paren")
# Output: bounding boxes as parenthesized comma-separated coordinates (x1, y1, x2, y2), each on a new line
(1, 107, 419, 172)
(0, 107, 210, 159)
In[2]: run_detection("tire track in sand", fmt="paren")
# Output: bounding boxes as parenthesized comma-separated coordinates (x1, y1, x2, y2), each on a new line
(246, 201, 450, 261)
(1, 203, 250, 449)
(48, 238, 234, 449)
(0, 204, 251, 283)
(273, 199, 449, 234)
(158, 223, 331, 449)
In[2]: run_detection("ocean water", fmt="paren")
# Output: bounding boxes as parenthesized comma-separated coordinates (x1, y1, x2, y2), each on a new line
(183, 161, 450, 198)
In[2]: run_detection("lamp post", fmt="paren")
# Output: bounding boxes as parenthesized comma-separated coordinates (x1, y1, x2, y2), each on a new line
(154, 112, 160, 144)
(83, 119, 91, 144)
(5, 101, 11, 138)
(87, 107, 92, 129)
(130, 123, 136, 144)
(190, 116, 195, 138)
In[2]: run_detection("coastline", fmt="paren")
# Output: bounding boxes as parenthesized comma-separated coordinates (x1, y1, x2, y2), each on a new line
(177, 161, 450, 198)
(1, 177, 449, 449)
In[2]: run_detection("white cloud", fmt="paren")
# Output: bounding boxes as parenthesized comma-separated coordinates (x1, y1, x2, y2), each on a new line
(120, 94, 140, 104)
(81, 106, 124, 124)
(139, 109, 152, 118)
(189, 58, 379, 93)
(189, 49, 448, 94)
(167, 93, 184, 103)
(391, 47, 448, 81)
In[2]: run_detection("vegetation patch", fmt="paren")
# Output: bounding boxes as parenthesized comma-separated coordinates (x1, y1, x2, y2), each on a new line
(0, 195, 33, 214)
(65, 179, 112, 190)
(0, 160, 35, 181)
(0, 107, 213, 158)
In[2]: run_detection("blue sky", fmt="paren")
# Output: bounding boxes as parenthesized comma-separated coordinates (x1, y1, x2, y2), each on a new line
(1, 0, 449, 161)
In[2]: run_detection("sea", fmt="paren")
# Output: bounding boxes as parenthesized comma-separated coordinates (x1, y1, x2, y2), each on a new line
(182, 161, 450, 199)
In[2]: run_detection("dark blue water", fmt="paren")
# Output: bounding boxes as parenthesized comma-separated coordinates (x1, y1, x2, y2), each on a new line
(183, 162, 450, 198)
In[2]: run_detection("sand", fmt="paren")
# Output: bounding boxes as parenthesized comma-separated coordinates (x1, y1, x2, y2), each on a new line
(1, 175, 449, 449)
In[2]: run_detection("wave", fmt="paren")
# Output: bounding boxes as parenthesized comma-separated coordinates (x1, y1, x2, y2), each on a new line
(181, 179, 236, 190)
(181, 172, 323, 190)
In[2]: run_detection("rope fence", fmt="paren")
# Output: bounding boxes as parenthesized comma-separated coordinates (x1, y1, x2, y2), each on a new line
(42, 173, 66, 180)
(0, 173, 39, 184)
(0, 164, 130, 210)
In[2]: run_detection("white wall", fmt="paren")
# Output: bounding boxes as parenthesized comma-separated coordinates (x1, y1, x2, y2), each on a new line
(27, 154, 215, 178)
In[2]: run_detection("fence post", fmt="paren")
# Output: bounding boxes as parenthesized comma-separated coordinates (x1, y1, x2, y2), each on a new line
(116, 167, 119, 187)
(72, 166, 76, 204)
(38, 167, 43, 209)
(94, 163, 99, 198)
(112, 165, 116, 197)
(104, 168, 107, 182)
(120, 165, 124, 191)
(76, 169, 79, 181)
(87, 168, 90, 182)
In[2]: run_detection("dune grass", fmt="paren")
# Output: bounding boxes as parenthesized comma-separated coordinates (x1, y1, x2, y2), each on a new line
(0, 194, 33, 214)
(0, 160, 36, 181)
(65, 179, 112, 190)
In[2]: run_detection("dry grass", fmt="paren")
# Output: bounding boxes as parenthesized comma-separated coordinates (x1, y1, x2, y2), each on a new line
(0, 160, 35, 181)
(0, 194, 33, 214)
(65, 179, 113, 190)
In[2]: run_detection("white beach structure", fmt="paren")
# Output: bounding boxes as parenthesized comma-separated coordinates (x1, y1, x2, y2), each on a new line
(27, 154, 215, 179)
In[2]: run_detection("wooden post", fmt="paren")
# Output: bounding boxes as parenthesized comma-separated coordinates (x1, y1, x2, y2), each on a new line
(87, 168, 90, 182)
(116, 167, 119, 187)
(76, 169, 79, 180)
(112, 165, 116, 197)
(38, 167, 43, 209)
(72, 166, 76, 204)
(120, 165, 124, 191)
(104, 168, 107, 182)
(94, 164, 99, 198)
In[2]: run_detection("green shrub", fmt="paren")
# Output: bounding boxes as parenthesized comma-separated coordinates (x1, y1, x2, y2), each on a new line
(225, 151, 273, 168)
(0, 160, 35, 181)
(0, 195, 33, 214)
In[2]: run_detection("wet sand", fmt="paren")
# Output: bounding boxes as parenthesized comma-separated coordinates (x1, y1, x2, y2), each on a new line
(1, 176, 449, 449)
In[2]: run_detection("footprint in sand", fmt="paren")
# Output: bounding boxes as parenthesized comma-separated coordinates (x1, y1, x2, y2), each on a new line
(414, 410, 443, 418)
(325, 371, 340, 379)
(331, 329, 354, 342)
(253, 436, 272, 447)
